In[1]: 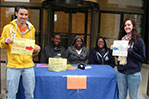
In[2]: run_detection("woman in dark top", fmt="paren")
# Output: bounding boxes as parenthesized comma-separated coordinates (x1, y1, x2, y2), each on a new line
(115, 18, 146, 99)
(88, 36, 115, 68)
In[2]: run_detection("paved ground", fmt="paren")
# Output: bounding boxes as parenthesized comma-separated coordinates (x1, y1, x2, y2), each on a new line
(135, 64, 149, 99)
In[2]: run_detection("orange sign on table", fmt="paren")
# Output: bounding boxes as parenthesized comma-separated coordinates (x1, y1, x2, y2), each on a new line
(67, 75, 87, 89)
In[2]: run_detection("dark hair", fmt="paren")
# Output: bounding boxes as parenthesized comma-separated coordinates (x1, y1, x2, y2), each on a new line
(15, 5, 28, 12)
(96, 36, 107, 49)
(118, 18, 141, 45)
(52, 33, 61, 38)
(72, 35, 84, 47)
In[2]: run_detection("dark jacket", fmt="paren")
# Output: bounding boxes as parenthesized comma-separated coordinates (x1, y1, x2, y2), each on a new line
(88, 36, 115, 68)
(117, 37, 146, 74)
(40, 42, 66, 63)
(66, 35, 89, 64)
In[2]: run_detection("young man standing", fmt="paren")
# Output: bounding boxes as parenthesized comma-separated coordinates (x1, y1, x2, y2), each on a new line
(0, 6, 40, 99)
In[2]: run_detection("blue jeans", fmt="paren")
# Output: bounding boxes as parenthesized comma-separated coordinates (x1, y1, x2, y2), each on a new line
(117, 71, 141, 99)
(7, 67, 35, 99)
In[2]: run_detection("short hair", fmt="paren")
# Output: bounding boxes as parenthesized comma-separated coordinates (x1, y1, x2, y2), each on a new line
(15, 5, 28, 12)
(52, 33, 61, 38)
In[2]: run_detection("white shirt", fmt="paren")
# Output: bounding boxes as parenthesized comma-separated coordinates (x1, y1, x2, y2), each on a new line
(76, 49, 82, 54)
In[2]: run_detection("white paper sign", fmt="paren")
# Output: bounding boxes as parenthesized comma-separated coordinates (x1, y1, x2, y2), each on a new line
(112, 40, 129, 56)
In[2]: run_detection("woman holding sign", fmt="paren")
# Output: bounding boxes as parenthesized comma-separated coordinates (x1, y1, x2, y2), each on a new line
(115, 18, 146, 99)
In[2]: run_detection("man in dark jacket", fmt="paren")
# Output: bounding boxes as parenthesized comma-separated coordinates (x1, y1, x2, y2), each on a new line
(88, 36, 115, 68)
(40, 34, 66, 63)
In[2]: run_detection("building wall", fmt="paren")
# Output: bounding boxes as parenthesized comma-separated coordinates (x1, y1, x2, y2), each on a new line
(0, 0, 146, 61)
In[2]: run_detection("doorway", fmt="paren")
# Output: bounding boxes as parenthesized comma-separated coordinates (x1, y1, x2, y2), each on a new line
(41, 0, 99, 50)
(53, 10, 91, 49)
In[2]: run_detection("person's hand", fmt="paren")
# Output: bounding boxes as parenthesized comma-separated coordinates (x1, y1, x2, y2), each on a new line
(128, 45, 130, 49)
(110, 44, 114, 50)
(5, 37, 13, 44)
(33, 46, 41, 54)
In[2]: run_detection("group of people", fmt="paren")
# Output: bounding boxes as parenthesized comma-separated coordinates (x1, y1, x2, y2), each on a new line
(40, 34, 115, 68)
(0, 5, 146, 99)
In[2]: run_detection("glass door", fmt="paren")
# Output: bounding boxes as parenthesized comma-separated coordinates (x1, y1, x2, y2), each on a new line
(99, 13, 121, 47)
(53, 11, 91, 49)
(0, 7, 14, 62)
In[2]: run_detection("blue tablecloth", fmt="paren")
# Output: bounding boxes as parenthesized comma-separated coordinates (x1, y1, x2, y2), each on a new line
(17, 64, 118, 99)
